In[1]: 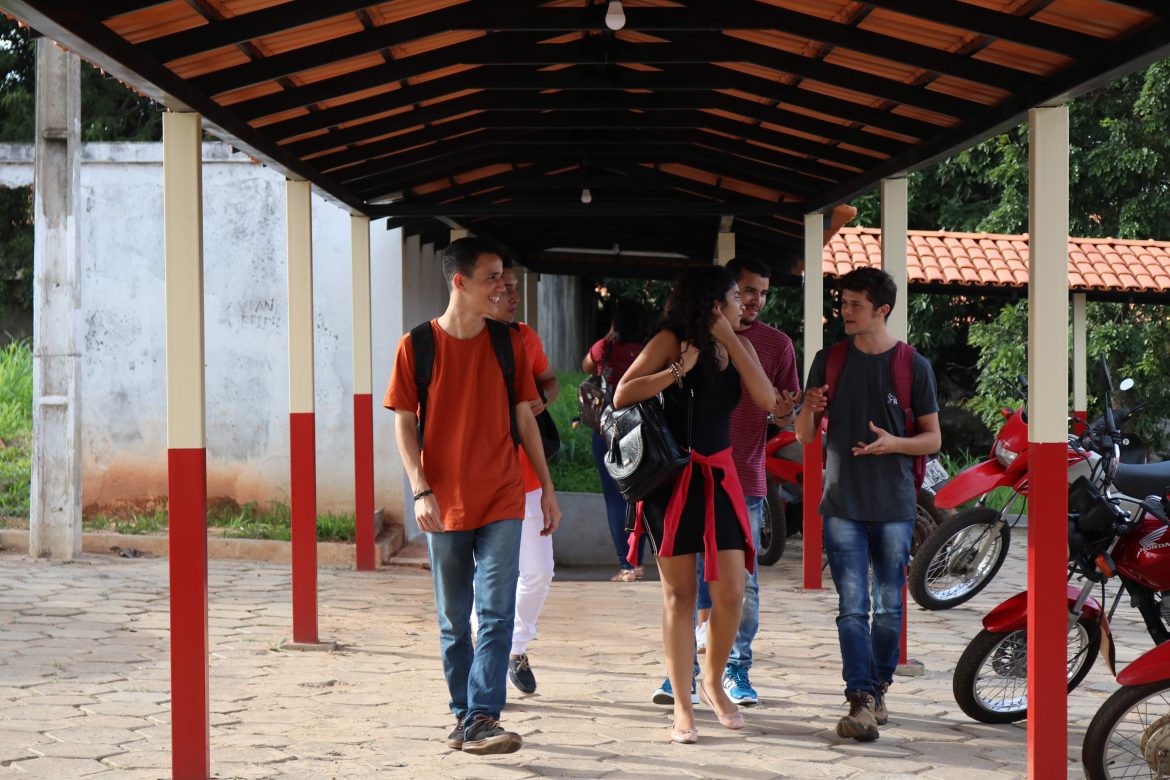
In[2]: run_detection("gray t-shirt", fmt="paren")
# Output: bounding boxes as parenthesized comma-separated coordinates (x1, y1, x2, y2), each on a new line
(806, 341, 939, 522)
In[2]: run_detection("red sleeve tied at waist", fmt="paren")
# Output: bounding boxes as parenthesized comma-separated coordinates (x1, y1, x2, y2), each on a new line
(627, 447, 756, 581)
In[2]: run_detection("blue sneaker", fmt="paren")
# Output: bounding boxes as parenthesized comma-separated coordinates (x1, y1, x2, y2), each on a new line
(652, 676, 700, 705)
(723, 666, 759, 706)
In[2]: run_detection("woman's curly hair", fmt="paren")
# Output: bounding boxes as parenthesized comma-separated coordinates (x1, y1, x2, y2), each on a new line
(660, 265, 736, 377)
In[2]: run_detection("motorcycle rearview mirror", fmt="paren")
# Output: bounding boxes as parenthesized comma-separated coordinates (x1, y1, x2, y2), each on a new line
(1099, 355, 1119, 435)
(1120, 378, 1135, 392)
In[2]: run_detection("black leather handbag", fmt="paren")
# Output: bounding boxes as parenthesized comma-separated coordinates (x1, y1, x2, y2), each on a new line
(600, 390, 692, 503)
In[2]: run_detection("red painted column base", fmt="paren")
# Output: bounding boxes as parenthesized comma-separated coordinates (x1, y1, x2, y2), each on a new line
(1028, 441, 1069, 780)
(353, 394, 376, 572)
(803, 438, 823, 590)
(290, 412, 319, 644)
(168, 448, 210, 780)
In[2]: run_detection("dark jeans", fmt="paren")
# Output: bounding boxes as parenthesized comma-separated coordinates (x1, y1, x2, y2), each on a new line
(823, 515, 914, 695)
(592, 431, 644, 569)
(425, 518, 522, 721)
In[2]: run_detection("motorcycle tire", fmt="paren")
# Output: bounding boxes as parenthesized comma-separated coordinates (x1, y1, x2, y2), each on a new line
(758, 481, 786, 566)
(908, 507, 1010, 611)
(911, 491, 946, 559)
(953, 618, 1099, 724)
(1082, 677, 1170, 779)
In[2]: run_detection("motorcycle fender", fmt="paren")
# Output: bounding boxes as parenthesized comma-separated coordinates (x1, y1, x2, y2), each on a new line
(1118, 640, 1170, 686)
(933, 460, 1014, 510)
(982, 586, 1110, 638)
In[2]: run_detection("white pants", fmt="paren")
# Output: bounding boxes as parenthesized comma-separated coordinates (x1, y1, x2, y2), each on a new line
(511, 488, 555, 655)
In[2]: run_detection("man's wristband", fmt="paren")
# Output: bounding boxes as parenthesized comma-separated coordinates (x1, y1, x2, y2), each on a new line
(412, 488, 433, 502)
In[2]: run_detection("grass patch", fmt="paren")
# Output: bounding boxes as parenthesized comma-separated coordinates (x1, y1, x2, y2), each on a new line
(0, 340, 32, 517)
(86, 500, 358, 542)
(546, 370, 602, 493)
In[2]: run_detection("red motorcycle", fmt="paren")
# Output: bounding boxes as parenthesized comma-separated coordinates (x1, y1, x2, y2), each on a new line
(952, 359, 1170, 724)
(908, 377, 1145, 611)
(760, 423, 947, 566)
(1082, 637, 1170, 778)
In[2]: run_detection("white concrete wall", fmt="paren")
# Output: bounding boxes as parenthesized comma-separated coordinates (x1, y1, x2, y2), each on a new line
(2, 142, 405, 518)
(538, 273, 592, 371)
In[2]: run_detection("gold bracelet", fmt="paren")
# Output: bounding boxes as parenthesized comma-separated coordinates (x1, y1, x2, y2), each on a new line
(668, 362, 684, 388)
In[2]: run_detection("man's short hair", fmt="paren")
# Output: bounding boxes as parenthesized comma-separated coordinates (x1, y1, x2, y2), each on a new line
(725, 256, 771, 281)
(839, 266, 897, 316)
(442, 237, 503, 285)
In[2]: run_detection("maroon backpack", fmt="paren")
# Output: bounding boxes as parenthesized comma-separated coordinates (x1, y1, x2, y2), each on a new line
(824, 340, 926, 491)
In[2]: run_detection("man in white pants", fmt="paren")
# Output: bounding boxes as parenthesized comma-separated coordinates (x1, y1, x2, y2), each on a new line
(496, 259, 559, 694)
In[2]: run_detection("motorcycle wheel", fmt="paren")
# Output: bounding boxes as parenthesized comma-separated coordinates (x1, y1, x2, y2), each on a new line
(911, 491, 946, 559)
(908, 507, 1010, 611)
(758, 481, 787, 566)
(1082, 678, 1170, 779)
(953, 617, 1099, 724)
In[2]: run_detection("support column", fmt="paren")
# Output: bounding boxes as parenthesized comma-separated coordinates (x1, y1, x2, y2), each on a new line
(716, 232, 735, 265)
(881, 177, 909, 341)
(30, 38, 81, 560)
(351, 216, 375, 571)
(287, 179, 319, 645)
(1073, 293, 1088, 427)
(163, 111, 210, 779)
(1027, 104, 1070, 780)
(802, 211, 824, 591)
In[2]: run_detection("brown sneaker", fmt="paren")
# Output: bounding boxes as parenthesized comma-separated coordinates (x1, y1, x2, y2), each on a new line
(836, 690, 879, 741)
(874, 682, 889, 726)
(461, 715, 522, 755)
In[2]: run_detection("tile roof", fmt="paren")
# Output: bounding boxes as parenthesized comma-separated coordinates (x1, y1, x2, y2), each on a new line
(824, 227, 1170, 294)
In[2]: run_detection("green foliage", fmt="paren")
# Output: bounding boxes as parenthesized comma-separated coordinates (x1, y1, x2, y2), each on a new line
(0, 340, 31, 516)
(87, 501, 357, 542)
(966, 299, 1170, 453)
(547, 370, 602, 493)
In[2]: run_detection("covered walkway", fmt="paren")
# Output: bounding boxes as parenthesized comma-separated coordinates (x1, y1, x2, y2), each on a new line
(0, 541, 1102, 778)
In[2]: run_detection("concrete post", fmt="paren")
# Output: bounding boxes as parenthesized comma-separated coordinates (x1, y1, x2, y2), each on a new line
(351, 216, 375, 571)
(716, 232, 735, 265)
(1026, 104, 1071, 780)
(30, 38, 82, 561)
(881, 177, 909, 341)
(802, 211, 823, 591)
(162, 110, 210, 779)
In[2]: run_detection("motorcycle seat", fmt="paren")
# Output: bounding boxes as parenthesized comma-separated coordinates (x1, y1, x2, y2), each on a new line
(1112, 461, 1170, 500)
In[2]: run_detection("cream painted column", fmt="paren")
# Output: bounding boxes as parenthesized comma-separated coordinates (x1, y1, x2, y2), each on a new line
(881, 177, 909, 341)
(351, 215, 375, 571)
(30, 38, 81, 560)
(450, 228, 469, 241)
(162, 110, 210, 779)
(802, 211, 824, 590)
(1026, 104, 1071, 780)
(716, 231, 735, 265)
(1073, 293, 1087, 419)
(286, 178, 320, 645)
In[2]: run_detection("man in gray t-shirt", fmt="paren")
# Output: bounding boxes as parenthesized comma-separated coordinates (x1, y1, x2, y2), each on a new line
(795, 267, 940, 743)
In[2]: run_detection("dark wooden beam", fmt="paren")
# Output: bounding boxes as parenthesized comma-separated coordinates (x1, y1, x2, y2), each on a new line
(366, 201, 801, 218)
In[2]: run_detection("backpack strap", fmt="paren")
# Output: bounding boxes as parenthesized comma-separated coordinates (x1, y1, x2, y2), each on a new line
(892, 340, 927, 491)
(823, 339, 851, 408)
(486, 319, 521, 448)
(410, 321, 436, 452)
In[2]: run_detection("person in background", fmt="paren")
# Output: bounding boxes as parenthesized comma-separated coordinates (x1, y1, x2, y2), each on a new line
(582, 299, 648, 582)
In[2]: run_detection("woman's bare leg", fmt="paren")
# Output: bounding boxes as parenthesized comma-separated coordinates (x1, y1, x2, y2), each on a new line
(658, 553, 700, 731)
(701, 549, 746, 716)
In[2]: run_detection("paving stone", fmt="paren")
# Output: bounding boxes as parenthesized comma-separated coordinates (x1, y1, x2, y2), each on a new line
(28, 742, 127, 760)
(7, 757, 110, 776)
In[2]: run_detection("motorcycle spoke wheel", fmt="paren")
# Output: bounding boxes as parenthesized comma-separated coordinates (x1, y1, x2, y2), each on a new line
(1084, 680, 1170, 780)
(954, 620, 1098, 724)
(909, 507, 1010, 611)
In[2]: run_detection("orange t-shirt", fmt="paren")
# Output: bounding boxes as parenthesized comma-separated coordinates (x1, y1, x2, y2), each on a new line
(515, 323, 551, 493)
(385, 320, 538, 531)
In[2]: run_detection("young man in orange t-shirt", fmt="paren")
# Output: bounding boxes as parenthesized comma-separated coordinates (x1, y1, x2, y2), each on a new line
(495, 260, 560, 696)
(387, 238, 562, 755)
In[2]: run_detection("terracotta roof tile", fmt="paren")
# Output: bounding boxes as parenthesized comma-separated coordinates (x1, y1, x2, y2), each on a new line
(822, 227, 1170, 294)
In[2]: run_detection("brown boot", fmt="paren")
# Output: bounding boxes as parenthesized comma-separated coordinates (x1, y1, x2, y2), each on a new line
(874, 681, 889, 725)
(836, 690, 879, 741)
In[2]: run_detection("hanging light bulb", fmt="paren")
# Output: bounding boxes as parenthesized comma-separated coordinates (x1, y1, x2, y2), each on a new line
(605, 0, 626, 31)
(581, 187, 593, 204)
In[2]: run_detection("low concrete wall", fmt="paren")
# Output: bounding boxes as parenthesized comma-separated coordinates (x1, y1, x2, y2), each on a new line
(553, 491, 636, 567)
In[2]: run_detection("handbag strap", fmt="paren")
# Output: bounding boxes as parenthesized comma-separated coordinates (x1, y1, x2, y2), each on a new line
(600, 340, 613, 382)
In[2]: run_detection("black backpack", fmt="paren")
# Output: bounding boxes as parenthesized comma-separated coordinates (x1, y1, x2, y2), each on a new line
(410, 319, 519, 452)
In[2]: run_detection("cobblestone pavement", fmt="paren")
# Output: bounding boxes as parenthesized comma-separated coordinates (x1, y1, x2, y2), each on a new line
(0, 537, 1134, 778)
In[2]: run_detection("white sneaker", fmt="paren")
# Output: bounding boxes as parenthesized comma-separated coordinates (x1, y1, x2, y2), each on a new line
(695, 620, 708, 655)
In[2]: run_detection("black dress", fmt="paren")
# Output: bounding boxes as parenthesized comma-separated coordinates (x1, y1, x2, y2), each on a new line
(635, 355, 753, 573)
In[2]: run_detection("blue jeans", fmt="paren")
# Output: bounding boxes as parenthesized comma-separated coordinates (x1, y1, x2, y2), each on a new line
(823, 515, 914, 695)
(695, 496, 763, 670)
(592, 431, 644, 568)
(426, 518, 522, 721)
